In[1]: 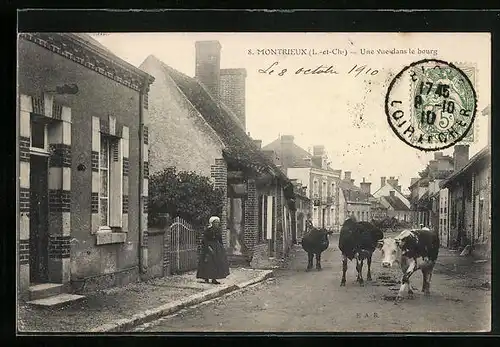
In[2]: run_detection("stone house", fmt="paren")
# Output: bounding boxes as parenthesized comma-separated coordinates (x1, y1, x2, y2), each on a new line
(408, 150, 455, 228)
(338, 173, 371, 222)
(289, 179, 312, 242)
(440, 145, 491, 251)
(139, 41, 294, 268)
(379, 191, 411, 222)
(263, 136, 343, 231)
(372, 176, 411, 210)
(17, 33, 154, 302)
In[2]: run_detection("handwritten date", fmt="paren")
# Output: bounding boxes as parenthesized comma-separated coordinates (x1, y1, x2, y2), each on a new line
(258, 61, 378, 77)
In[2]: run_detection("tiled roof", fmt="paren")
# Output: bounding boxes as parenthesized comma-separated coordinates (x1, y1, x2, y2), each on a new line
(147, 56, 293, 193)
(383, 195, 410, 211)
(339, 180, 370, 203)
(71, 33, 154, 82)
(262, 138, 322, 169)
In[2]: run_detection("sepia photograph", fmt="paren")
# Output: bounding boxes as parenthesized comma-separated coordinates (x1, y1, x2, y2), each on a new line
(16, 30, 491, 333)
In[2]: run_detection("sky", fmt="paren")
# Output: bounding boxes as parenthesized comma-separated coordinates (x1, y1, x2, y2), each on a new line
(92, 33, 490, 194)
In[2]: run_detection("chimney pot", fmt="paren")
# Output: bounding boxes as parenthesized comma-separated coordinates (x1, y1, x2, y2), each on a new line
(344, 171, 352, 181)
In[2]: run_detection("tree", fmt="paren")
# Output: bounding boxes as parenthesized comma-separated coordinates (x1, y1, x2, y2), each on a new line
(148, 167, 224, 228)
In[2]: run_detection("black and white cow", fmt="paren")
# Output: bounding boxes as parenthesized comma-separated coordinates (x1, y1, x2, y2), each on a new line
(339, 218, 384, 286)
(301, 228, 334, 271)
(377, 228, 440, 302)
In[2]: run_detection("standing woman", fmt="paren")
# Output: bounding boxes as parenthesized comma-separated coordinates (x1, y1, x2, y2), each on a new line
(196, 216, 230, 284)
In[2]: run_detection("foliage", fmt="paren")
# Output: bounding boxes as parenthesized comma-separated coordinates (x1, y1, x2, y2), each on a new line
(148, 167, 224, 228)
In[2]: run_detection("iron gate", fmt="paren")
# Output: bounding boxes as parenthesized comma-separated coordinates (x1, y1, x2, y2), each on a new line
(168, 217, 200, 274)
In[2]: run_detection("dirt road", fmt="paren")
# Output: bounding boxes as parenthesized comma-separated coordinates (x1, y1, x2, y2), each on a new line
(134, 233, 490, 332)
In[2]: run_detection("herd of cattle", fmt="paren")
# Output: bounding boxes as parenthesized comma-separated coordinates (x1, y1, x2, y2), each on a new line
(300, 218, 440, 302)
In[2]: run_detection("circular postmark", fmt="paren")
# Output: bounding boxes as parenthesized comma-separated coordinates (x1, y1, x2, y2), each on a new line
(385, 59, 477, 151)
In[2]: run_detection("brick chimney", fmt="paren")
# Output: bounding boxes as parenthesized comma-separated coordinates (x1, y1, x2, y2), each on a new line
(220, 68, 247, 130)
(311, 156, 322, 168)
(195, 41, 222, 101)
(381, 176, 386, 188)
(281, 135, 295, 144)
(253, 139, 262, 149)
(344, 171, 352, 181)
(453, 144, 470, 172)
(360, 177, 372, 196)
(313, 145, 325, 156)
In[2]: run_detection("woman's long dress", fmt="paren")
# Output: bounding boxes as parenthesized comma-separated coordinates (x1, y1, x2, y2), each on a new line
(196, 226, 230, 280)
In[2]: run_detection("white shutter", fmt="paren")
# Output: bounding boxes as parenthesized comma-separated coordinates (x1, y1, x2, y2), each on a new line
(266, 196, 273, 240)
(109, 138, 123, 227)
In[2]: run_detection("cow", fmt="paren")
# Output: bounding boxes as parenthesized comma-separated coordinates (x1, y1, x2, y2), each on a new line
(339, 218, 384, 286)
(377, 227, 439, 302)
(301, 227, 334, 271)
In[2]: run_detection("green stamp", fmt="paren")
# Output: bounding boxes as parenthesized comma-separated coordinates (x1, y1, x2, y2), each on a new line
(385, 59, 477, 152)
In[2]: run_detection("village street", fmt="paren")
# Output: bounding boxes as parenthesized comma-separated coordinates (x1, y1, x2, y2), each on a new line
(133, 233, 490, 333)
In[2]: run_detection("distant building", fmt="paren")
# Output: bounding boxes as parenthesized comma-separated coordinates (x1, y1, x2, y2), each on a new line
(263, 136, 342, 231)
(372, 176, 411, 209)
(290, 179, 312, 242)
(440, 145, 491, 251)
(408, 151, 455, 228)
(379, 191, 411, 222)
(339, 174, 371, 222)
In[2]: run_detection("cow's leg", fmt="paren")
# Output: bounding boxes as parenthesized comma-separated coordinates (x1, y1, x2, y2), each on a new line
(340, 254, 347, 286)
(366, 253, 373, 281)
(422, 263, 435, 295)
(306, 252, 313, 271)
(407, 277, 414, 298)
(356, 257, 364, 286)
(396, 259, 418, 302)
(316, 253, 322, 271)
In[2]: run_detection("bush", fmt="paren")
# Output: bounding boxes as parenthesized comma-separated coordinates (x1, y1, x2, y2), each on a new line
(148, 167, 224, 228)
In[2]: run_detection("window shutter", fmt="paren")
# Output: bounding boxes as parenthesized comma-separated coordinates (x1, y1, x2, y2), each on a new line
(266, 195, 273, 240)
(109, 138, 123, 227)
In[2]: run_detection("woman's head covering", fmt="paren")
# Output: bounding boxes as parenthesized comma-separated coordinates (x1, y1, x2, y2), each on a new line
(208, 216, 220, 227)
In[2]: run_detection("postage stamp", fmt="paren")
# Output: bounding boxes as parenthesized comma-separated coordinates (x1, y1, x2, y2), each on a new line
(385, 59, 477, 151)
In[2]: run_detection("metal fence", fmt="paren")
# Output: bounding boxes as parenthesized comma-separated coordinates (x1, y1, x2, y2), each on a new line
(168, 216, 200, 274)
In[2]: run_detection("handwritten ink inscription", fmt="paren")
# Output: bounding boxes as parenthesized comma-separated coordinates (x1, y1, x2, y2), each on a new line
(258, 61, 379, 77)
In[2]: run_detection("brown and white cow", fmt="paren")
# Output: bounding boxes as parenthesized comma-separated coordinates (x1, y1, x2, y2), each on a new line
(377, 228, 439, 302)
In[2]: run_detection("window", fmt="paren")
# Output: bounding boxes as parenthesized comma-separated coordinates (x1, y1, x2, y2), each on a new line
(322, 181, 327, 198)
(30, 118, 49, 153)
(361, 211, 365, 221)
(331, 182, 335, 196)
(99, 134, 123, 228)
(313, 180, 319, 196)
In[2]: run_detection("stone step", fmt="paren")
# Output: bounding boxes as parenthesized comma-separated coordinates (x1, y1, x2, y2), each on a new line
(28, 283, 64, 301)
(27, 293, 86, 308)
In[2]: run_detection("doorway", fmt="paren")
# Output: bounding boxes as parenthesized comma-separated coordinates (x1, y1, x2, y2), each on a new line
(29, 154, 49, 283)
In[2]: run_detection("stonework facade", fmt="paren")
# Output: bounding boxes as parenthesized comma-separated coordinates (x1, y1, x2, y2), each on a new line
(17, 33, 154, 296)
